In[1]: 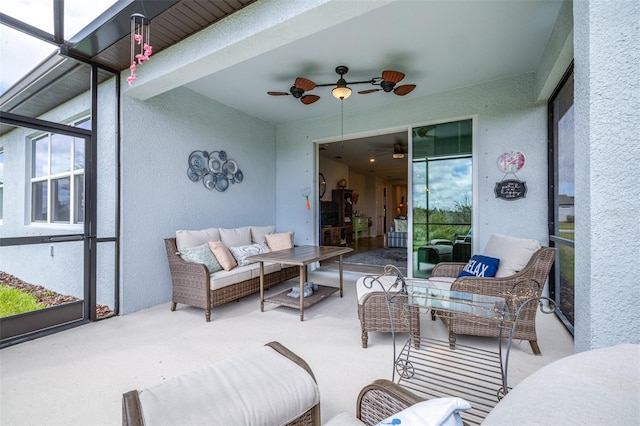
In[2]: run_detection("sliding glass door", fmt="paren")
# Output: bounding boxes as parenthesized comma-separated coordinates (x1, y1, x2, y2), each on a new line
(411, 120, 473, 277)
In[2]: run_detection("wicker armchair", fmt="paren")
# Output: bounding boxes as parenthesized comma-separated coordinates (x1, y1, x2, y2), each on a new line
(356, 274, 420, 349)
(431, 247, 556, 355)
(356, 379, 424, 425)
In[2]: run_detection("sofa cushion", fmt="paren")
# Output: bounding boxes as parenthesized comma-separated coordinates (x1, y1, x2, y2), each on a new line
(249, 262, 282, 279)
(482, 233, 541, 277)
(250, 225, 276, 243)
(175, 228, 220, 252)
(457, 254, 500, 278)
(229, 242, 270, 266)
(265, 232, 294, 251)
(219, 226, 252, 247)
(208, 241, 237, 271)
(209, 265, 255, 290)
(180, 243, 223, 273)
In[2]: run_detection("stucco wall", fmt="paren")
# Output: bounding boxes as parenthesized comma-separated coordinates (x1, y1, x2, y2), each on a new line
(573, 0, 640, 352)
(276, 73, 549, 260)
(119, 87, 278, 313)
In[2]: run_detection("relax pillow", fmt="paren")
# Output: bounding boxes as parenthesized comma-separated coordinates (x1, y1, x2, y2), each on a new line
(179, 243, 223, 273)
(219, 227, 252, 248)
(482, 233, 541, 277)
(208, 241, 237, 271)
(229, 242, 271, 266)
(457, 254, 500, 278)
(265, 232, 294, 251)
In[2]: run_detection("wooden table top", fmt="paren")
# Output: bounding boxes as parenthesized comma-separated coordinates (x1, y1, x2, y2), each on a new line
(247, 245, 353, 266)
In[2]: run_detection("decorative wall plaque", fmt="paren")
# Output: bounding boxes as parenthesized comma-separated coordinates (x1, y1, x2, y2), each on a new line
(187, 150, 243, 192)
(495, 179, 527, 200)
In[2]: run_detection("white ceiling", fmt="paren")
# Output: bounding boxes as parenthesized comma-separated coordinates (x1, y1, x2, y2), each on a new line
(183, 0, 563, 182)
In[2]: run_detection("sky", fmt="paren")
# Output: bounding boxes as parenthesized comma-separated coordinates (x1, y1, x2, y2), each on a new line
(413, 157, 473, 212)
(0, 0, 118, 95)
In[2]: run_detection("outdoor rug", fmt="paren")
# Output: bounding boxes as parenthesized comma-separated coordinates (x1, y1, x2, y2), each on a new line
(343, 247, 407, 268)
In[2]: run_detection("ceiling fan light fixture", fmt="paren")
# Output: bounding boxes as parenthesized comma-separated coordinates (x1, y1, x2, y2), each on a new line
(332, 78, 352, 100)
(392, 152, 405, 159)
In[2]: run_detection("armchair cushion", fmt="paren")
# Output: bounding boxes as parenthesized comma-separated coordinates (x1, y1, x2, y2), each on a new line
(377, 397, 471, 426)
(457, 254, 499, 278)
(482, 233, 541, 277)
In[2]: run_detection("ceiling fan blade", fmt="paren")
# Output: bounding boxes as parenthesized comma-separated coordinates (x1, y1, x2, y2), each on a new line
(301, 94, 320, 105)
(295, 77, 316, 91)
(382, 70, 405, 84)
(394, 84, 416, 96)
(358, 88, 380, 94)
(267, 91, 289, 96)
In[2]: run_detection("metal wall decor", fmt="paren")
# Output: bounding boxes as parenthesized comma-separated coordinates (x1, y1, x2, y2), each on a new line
(187, 150, 243, 191)
(495, 151, 527, 200)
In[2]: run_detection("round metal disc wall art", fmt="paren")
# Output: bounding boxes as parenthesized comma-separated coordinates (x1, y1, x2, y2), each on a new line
(187, 150, 244, 192)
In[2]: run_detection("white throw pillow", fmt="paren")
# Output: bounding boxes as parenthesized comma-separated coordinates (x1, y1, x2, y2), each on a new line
(229, 242, 271, 266)
(482, 233, 541, 277)
(376, 397, 471, 426)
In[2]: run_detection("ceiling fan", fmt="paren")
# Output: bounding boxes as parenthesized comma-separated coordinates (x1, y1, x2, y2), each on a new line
(370, 140, 407, 160)
(267, 65, 416, 104)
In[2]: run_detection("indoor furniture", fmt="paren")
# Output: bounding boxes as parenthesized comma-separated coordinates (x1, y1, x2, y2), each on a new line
(352, 216, 369, 241)
(430, 234, 556, 355)
(249, 245, 353, 321)
(356, 274, 420, 349)
(165, 226, 299, 322)
(122, 341, 320, 426)
(320, 225, 352, 246)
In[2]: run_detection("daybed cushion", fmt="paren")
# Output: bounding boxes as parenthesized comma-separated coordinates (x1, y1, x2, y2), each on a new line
(208, 241, 237, 271)
(219, 226, 252, 247)
(229, 242, 270, 266)
(179, 243, 223, 273)
(136, 345, 320, 426)
(482, 233, 541, 277)
(175, 227, 220, 252)
(250, 225, 276, 244)
(265, 232, 294, 251)
(457, 254, 500, 278)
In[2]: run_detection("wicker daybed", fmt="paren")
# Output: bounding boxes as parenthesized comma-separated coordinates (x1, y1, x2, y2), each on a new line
(165, 235, 299, 322)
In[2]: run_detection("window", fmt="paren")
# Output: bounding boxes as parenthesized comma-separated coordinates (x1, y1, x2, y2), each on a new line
(0, 148, 4, 220)
(548, 65, 574, 334)
(30, 117, 88, 224)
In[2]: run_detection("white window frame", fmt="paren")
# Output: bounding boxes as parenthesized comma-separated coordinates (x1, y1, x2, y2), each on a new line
(29, 117, 88, 226)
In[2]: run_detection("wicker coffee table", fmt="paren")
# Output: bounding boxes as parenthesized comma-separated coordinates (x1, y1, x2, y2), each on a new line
(248, 245, 353, 321)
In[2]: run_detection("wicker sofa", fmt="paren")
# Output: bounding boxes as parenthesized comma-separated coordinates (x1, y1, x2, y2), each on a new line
(165, 225, 299, 321)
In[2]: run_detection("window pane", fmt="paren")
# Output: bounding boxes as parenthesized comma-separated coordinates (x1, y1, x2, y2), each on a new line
(64, 0, 119, 39)
(33, 136, 49, 177)
(52, 177, 70, 222)
(74, 174, 84, 224)
(51, 133, 72, 174)
(74, 137, 85, 170)
(32, 181, 47, 221)
(0, 0, 53, 33)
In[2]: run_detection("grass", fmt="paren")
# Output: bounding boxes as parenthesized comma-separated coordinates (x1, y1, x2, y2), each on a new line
(0, 285, 46, 317)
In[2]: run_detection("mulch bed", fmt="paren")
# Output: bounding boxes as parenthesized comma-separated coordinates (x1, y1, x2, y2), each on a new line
(0, 271, 113, 318)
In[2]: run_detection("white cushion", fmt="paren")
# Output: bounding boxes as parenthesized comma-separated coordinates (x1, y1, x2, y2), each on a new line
(428, 276, 456, 291)
(209, 265, 254, 290)
(325, 412, 365, 426)
(376, 397, 471, 426)
(356, 275, 404, 305)
(175, 228, 220, 252)
(228, 242, 270, 266)
(482, 233, 541, 277)
(219, 226, 252, 247)
(250, 225, 276, 243)
(137, 345, 320, 426)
